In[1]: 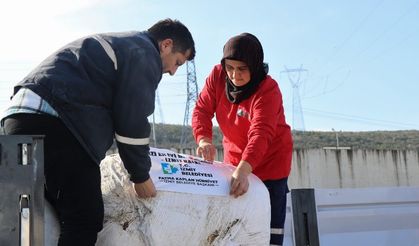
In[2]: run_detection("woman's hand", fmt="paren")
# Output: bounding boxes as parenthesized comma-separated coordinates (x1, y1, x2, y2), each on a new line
(196, 137, 216, 161)
(230, 160, 253, 198)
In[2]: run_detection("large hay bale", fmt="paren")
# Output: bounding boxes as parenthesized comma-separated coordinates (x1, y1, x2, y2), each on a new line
(46, 148, 270, 245)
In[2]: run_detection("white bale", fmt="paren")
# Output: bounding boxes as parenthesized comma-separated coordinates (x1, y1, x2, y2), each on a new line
(46, 150, 271, 246)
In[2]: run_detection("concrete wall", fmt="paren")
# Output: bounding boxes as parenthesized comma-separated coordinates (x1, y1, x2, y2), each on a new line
(156, 147, 419, 189)
(289, 149, 419, 189)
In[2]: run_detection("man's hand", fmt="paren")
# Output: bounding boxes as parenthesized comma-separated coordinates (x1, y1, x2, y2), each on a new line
(133, 178, 157, 198)
(230, 160, 252, 198)
(196, 137, 216, 162)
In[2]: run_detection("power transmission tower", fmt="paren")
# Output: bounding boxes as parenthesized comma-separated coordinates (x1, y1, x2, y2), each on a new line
(281, 65, 308, 131)
(180, 59, 198, 147)
(151, 89, 164, 147)
(156, 90, 165, 124)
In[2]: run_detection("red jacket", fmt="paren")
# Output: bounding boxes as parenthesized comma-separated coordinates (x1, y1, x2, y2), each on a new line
(192, 64, 293, 181)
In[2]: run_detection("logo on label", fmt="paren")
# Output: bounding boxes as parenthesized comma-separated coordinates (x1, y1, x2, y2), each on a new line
(161, 162, 179, 174)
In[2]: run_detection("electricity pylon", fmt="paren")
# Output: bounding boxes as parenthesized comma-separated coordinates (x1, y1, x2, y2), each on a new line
(180, 59, 198, 147)
(281, 65, 308, 131)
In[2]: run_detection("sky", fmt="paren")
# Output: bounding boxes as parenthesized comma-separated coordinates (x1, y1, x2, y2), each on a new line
(1, 0, 418, 132)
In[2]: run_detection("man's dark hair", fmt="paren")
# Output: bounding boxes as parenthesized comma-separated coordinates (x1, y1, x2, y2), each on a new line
(148, 18, 196, 61)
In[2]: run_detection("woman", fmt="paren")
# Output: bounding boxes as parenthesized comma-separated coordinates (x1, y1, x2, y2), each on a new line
(191, 33, 293, 245)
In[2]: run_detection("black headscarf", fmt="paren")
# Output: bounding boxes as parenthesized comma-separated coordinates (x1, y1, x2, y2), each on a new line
(221, 33, 268, 104)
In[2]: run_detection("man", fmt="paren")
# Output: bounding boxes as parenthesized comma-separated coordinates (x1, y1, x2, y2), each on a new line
(1, 18, 195, 245)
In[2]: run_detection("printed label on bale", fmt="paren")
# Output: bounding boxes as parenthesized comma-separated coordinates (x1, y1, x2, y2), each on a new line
(149, 147, 233, 196)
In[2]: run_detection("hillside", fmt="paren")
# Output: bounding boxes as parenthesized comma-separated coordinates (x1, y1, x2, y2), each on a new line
(149, 123, 419, 150)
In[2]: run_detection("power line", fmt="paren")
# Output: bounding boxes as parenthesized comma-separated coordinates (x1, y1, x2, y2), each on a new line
(365, 26, 418, 64)
(326, 1, 419, 76)
(317, 0, 385, 75)
(302, 70, 351, 99)
(351, 1, 419, 62)
(305, 1, 417, 99)
(303, 107, 419, 129)
(301, 1, 419, 103)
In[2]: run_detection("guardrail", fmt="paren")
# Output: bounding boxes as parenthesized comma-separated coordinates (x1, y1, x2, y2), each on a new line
(285, 187, 419, 246)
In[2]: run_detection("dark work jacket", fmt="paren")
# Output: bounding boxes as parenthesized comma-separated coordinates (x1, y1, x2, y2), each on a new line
(14, 31, 162, 183)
